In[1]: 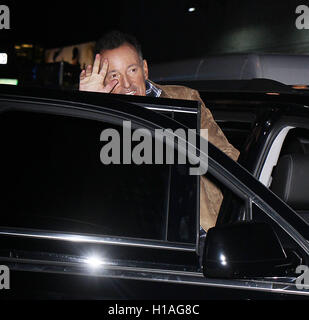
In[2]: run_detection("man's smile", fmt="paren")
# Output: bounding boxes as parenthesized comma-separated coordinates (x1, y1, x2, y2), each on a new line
(125, 90, 137, 95)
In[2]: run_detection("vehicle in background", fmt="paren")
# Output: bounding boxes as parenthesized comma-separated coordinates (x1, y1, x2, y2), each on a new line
(150, 53, 309, 85)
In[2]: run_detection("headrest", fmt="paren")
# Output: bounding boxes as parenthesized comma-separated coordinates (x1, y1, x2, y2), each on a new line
(270, 154, 309, 210)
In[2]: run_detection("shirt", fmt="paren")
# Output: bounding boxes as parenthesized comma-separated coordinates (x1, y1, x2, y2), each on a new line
(145, 80, 162, 97)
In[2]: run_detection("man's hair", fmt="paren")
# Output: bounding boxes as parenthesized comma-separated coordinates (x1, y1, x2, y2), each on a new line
(95, 30, 143, 61)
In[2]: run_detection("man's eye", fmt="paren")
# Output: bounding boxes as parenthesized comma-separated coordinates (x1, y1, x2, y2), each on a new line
(109, 74, 119, 80)
(130, 68, 137, 73)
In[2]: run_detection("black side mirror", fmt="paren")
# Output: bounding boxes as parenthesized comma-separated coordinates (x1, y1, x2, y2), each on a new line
(202, 221, 299, 278)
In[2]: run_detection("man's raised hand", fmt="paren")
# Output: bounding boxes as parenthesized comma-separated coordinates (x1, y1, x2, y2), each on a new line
(79, 54, 118, 93)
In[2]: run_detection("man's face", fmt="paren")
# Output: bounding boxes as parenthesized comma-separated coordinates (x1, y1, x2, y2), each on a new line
(101, 43, 149, 96)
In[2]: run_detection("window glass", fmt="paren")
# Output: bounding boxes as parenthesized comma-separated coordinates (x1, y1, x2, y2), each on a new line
(0, 110, 174, 240)
(209, 172, 247, 226)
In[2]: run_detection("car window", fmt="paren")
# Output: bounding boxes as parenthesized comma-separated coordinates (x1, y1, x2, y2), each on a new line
(0, 109, 197, 243)
(202, 172, 246, 226)
(199, 96, 258, 152)
(204, 156, 309, 268)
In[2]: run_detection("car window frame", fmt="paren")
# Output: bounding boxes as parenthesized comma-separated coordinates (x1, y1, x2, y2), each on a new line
(0, 97, 201, 251)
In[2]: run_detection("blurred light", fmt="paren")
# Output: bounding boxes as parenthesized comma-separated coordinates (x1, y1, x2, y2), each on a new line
(0, 79, 18, 85)
(0, 53, 8, 64)
(292, 85, 309, 90)
(84, 255, 105, 268)
(220, 254, 227, 266)
(14, 45, 21, 50)
(21, 44, 33, 48)
(266, 92, 280, 96)
(188, 7, 196, 12)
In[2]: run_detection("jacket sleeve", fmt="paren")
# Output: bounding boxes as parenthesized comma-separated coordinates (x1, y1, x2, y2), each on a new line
(192, 90, 240, 161)
(190, 90, 240, 231)
(154, 82, 240, 231)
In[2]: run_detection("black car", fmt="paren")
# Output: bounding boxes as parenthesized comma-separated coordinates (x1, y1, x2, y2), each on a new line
(0, 83, 309, 300)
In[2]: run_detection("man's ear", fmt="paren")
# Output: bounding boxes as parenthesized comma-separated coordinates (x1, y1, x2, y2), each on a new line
(143, 59, 149, 80)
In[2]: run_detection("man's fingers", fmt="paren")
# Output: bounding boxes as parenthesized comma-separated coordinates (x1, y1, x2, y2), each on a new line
(85, 64, 92, 77)
(104, 79, 118, 93)
(80, 69, 86, 80)
(99, 58, 109, 78)
(92, 54, 101, 74)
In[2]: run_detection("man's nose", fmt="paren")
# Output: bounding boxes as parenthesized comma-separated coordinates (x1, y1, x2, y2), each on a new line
(121, 75, 131, 89)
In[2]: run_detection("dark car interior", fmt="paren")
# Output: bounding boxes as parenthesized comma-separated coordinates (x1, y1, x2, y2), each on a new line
(270, 128, 309, 223)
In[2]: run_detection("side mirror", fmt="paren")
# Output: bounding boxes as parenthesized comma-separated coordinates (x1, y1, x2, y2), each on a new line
(202, 221, 300, 278)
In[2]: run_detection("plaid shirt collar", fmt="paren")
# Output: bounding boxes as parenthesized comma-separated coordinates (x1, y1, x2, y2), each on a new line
(145, 80, 162, 97)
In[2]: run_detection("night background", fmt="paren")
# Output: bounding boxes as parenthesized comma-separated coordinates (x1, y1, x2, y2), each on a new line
(1, 0, 309, 86)
(2, 0, 309, 300)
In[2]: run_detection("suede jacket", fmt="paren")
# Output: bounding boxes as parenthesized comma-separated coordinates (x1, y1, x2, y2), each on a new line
(152, 81, 240, 231)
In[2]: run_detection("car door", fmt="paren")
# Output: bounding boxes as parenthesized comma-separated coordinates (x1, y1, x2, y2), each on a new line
(202, 139, 309, 299)
(1, 89, 309, 300)
(0, 91, 204, 299)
